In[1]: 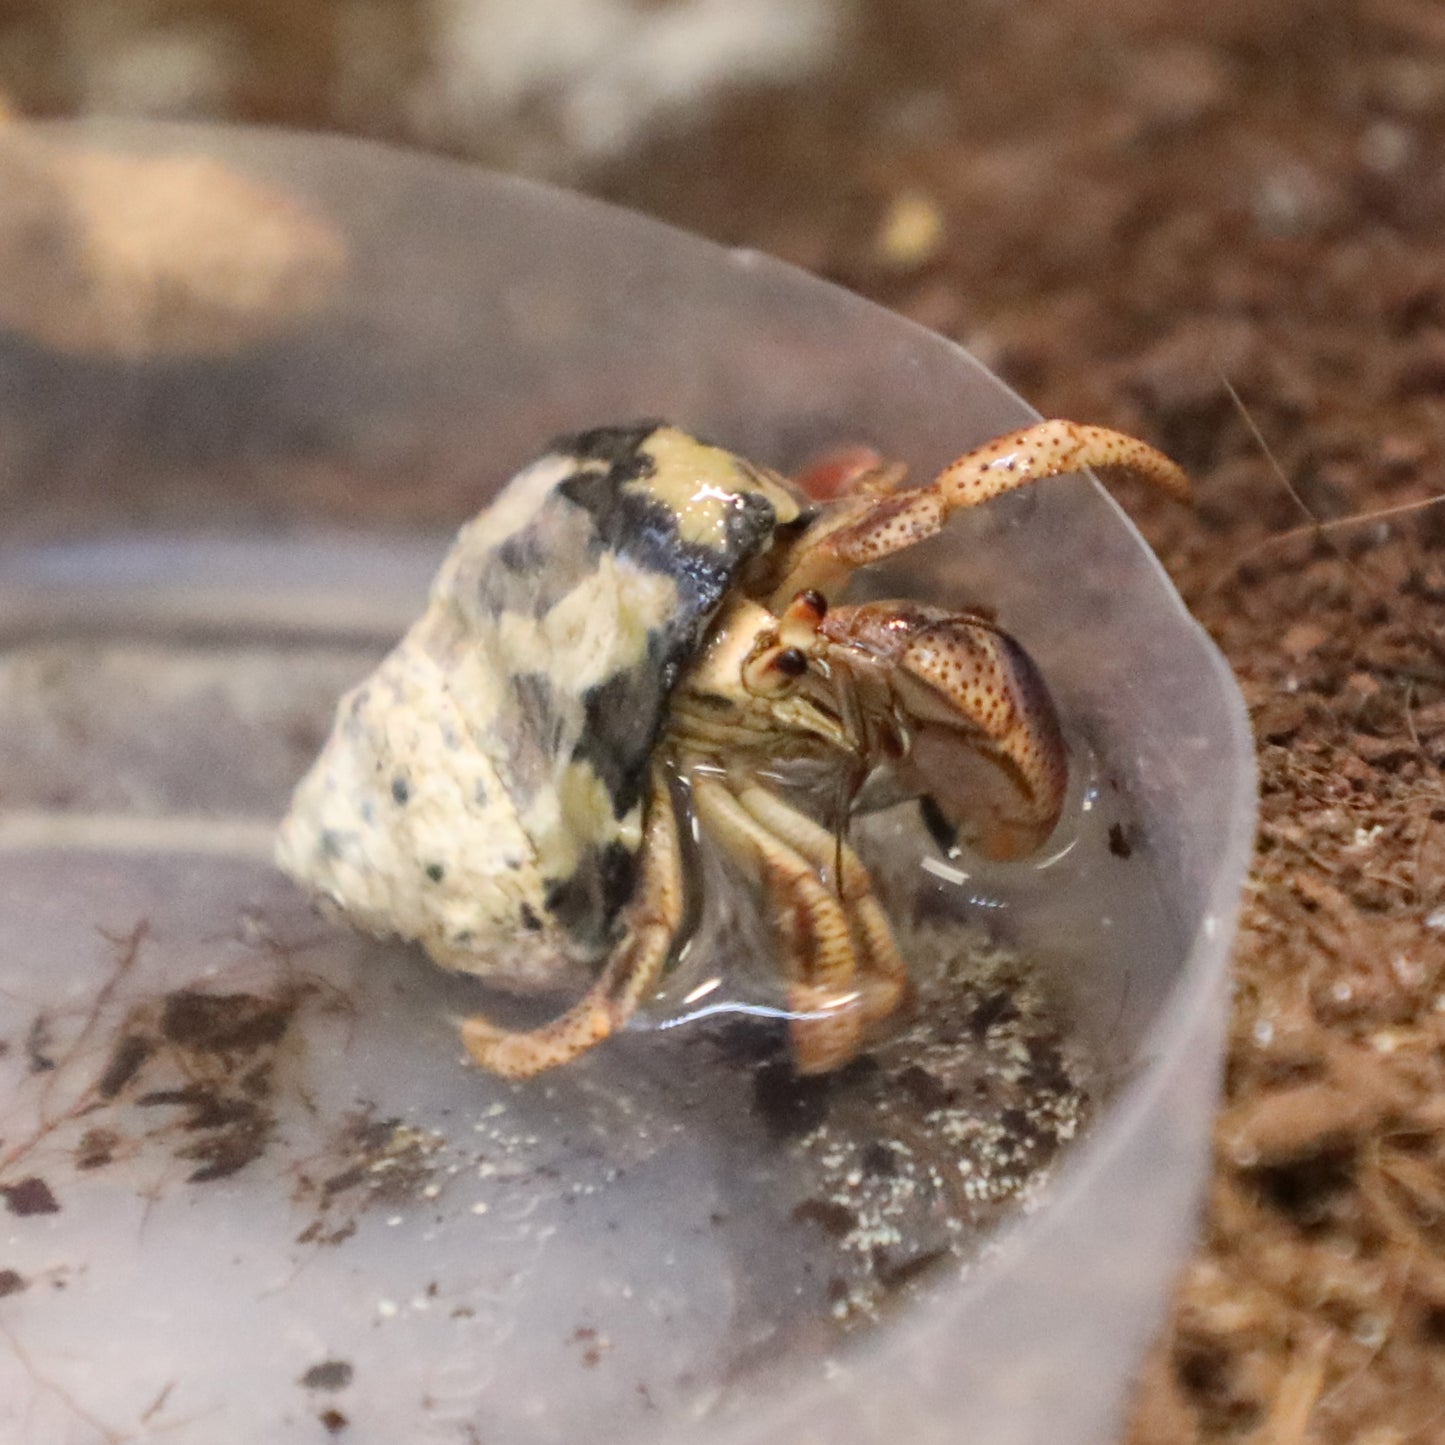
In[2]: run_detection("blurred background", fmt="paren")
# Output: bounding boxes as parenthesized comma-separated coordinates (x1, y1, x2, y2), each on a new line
(6, 2, 1445, 1442)
(5, 0, 1440, 494)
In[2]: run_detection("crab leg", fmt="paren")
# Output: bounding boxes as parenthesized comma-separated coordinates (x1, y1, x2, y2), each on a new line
(732, 782, 910, 1029)
(461, 769, 684, 1079)
(692, 773, 873, 1074)
(772, 420, 1189, 603)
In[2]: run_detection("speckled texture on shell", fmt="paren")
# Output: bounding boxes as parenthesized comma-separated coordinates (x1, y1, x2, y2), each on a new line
(276, 423, 800, 987)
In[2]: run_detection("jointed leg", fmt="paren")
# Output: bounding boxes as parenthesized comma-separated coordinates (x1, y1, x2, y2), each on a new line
(731, 783, 910, 1030)
(692, 773, 873, 1074)
(772, 419, 1190, 603)
(931, 419, 1190, 511)
(461, 769, 684, 1079)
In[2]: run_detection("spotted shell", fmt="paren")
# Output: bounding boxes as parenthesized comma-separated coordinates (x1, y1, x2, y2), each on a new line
(276, 423, 802, 988)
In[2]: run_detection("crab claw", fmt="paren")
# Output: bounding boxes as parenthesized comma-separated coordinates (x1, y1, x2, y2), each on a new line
(893, 617, 1068, 860)
(820, 602, 1068, 861)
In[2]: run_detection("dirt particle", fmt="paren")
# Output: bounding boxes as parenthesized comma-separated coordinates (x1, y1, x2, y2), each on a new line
(238, 1063, 274, 1100)
(874, 1245, 949, 1292)
(1255, 695, 1310, 743)
(319, 1408, 349, 1433)
(299, 1360, 354, 1392)
(968, 992, 1021, 1037)
(792, 1198, 857, 1238)
(895, 1063, 954, 1110)
(0, 1269, 26, 1297)
(860, 1141, 900, 1178)
(1107, 822, 1134, 858)
(75, 1127, 120, 1170)
(570, 1325, 611, 1368)
(750, 1059, 832, 1140)
(161, 990, 293, 1054)
(137, 1084, 274, 1182)
(2, 1176, 60, 1216)
(181, 1121, 271, 1183)
(321, 1166, 367, 1197)
(1244, 1149, 1358, 1231)
(1281, 621, 1330, 659)
(25, 1015, 56, 1073)
(295, 1219, 357, 1248)
(97, 1033, 153, 1098)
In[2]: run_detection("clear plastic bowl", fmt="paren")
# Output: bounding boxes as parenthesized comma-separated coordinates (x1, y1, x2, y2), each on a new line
(0, 120, 1255, 1445)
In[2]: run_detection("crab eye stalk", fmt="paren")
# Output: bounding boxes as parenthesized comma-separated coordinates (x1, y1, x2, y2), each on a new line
(742, 639, 811, 696)
(741, 587, 833, 698)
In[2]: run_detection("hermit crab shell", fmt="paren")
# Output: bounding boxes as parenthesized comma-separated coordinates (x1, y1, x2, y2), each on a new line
(276, 423, 801, 988)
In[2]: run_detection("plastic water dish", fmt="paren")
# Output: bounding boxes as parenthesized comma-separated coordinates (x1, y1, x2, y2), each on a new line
(0, 121, 1255, 1445)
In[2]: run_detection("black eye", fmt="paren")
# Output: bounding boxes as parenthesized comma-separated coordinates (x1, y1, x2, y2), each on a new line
(775, 648, 808, 677)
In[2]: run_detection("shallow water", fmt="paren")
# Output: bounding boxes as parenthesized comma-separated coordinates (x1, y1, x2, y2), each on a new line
(0, 600, 1180, 1445)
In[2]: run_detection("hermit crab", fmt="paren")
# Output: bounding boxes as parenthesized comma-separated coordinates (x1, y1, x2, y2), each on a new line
(277, 420, 1188, 1078)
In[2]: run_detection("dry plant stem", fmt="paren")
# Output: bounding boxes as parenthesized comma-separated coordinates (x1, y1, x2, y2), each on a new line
(0, 1319, 123, 1444)
(0, 922, 147, 1181)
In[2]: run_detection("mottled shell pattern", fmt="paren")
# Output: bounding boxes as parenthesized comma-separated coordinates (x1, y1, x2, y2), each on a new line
(275, 423, 802, 988)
